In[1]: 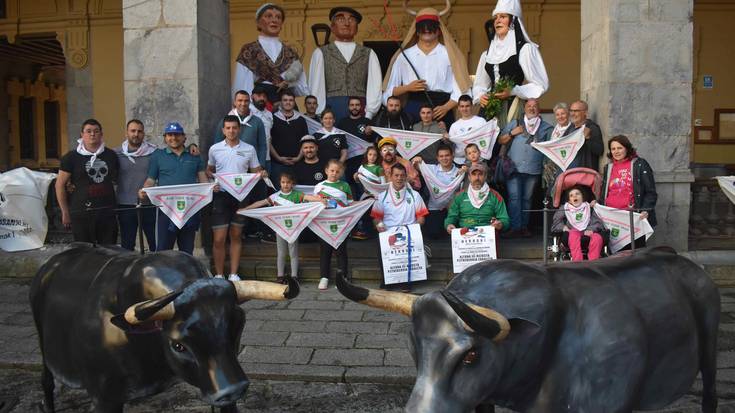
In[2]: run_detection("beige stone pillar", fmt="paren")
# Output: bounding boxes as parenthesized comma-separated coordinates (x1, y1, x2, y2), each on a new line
(581, 0, 694, 251)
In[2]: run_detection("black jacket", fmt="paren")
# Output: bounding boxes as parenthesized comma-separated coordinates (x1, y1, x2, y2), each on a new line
(600, 157, 658, 227)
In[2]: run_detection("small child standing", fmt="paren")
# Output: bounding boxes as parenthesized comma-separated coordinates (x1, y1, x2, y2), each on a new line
(315, 159, 353, 290)
(243, 172, 320, 283)
(551, 186, 605, 261)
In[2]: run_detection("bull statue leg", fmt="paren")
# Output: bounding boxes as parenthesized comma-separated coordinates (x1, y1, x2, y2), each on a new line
(219, 403, 238, 413)
(39, 363, 55, 412)
(475, 404, 495, 413)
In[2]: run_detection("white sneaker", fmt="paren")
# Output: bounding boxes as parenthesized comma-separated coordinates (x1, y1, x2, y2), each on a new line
(214, 274, 224, 279)
(318, 277, 329, 290)
(228, 274, 241, 281)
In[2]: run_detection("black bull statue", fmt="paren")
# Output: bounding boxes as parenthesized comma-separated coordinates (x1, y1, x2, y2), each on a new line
(337, 247, 720, 413)
(30, 244, 299, 413)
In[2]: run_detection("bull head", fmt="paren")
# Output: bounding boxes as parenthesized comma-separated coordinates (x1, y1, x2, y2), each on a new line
(335, 273, 509, 341)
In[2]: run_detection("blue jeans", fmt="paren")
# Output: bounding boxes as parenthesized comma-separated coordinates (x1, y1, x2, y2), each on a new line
(506, 173, 539, 230)
(156, 210, 200, 255)
(118, 204, 156, 251)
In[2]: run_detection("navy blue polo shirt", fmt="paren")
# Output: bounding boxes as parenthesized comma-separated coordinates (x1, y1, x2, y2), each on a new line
(147, 147, 204, 186)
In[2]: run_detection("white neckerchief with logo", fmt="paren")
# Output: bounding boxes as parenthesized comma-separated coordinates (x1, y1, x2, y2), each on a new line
(551, 122, 571, 140)
(468, 183, 490, 209)
(564, 201, 591, 231)
(274, 109, 302, 123)
(524, 115, 541, 136)
(418, 162, 465, 210)
(316, 127, 339, 140)
(228, 108, 251, 127)
(121, 140, 157, 164)
(76, 139, 105, 165)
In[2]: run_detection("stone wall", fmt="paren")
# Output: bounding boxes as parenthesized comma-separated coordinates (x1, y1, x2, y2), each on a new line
(581, 0, 694, 251)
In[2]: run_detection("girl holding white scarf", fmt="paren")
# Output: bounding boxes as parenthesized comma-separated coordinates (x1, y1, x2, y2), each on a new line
(551, 186, 605, 261)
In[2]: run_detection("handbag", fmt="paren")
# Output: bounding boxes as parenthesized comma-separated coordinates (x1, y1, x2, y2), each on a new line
(492, 136, 517, 185)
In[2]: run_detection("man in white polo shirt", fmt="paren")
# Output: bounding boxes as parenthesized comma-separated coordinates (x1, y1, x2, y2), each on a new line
(208, 114, 268, 281)
(371, 162, 429, 291)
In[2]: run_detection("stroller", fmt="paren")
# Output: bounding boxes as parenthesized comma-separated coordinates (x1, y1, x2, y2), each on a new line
(546, 167, 608, 261)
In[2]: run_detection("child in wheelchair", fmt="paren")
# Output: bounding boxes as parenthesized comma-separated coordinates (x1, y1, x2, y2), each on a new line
(551, 185, 606, 261)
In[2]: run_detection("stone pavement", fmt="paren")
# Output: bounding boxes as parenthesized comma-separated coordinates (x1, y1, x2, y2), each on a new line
(3, 276, 735, 411)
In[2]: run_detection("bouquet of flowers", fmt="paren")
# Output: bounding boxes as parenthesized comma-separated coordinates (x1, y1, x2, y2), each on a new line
(483, 77, 515, 120)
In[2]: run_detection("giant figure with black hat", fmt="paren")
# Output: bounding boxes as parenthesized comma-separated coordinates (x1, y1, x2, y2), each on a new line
(308, 7, 383, 122)
(382, 0, 472, 128)
(472, 0, 549, 128)
(232, 3, 309, 103)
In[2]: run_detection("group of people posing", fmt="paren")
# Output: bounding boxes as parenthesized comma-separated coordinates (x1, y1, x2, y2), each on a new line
(53, 0, 659, 291)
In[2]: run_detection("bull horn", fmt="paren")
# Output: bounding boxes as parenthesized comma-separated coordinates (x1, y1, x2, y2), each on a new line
(233, 277, 299, 303)
(123, 290, 182, 325)
(336, 272, 417, 317)
(439, 0, 452, 16)
(441, 291, 510, 342)
(403, 0, 418, 16)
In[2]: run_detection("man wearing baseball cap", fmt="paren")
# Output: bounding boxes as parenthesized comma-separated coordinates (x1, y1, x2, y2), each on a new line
(292, 135, 325, 186)
(444, 163, 508, 235)
(308, 6, 382, 121)
(139, 122, 208, 254)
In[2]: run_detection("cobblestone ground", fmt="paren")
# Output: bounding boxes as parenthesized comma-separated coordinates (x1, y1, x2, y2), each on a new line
(2, 277, 735, 412)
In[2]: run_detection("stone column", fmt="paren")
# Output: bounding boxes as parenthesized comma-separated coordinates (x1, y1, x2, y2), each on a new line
(123, 0, 230, 149)
(581, 0, 694, 251)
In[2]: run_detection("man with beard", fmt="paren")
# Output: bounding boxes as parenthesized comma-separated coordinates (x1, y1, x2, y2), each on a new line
(304, 95, 321, 122)
(371, 95, 414, 130)
(371, 163, 429, 291)
(292, 135, 325, 186)
(445, 163, 508, 235)
(114, 119, 157, 251)
(214, 90, 267, 166)
(338, 97, 374, 191)
(309, 6, 382, 122)
(250, 85, 273, 168)
(232, 3, 308, 103)
(379, 137, 420, 191)
(410, 103, 449, 165)
(270, 91, 309, 188)
(567, 100, 604, 171)
(383, 2, 471, 127)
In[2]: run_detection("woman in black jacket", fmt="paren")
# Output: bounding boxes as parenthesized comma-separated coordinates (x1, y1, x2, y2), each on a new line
(599, 135, 657, 248)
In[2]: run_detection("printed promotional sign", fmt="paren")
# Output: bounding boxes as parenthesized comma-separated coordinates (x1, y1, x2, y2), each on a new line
(308, 200, 374, 249)
(418, 162, 465, 210)
(238, 202, 325, 243)
(716, 176, 735, 205)
(370, 126, 444, 160)
(448, 119, 500, 160)
(0, 167, 57, 252)
(593, 204, 654, 253)
(357, 175, 390, 196)
(304, 115, 372, 159)
(531, 126, 585, 171)
(215, 173, 261, 201)
(451, 226, 497, 273)
(143, 183, 215, 229)
(379, 224, 427, 285)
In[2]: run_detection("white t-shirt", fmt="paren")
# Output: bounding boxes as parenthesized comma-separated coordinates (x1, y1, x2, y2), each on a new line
(449, 116, 487, 164)
(207, 140, 260, 174)
(371, 186, 429, 228)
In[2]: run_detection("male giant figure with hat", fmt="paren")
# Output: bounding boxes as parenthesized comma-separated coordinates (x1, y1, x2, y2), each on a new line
(232, 3, 309, 104)
(383, 0, 472, 127)
(308, 7, 382, 122)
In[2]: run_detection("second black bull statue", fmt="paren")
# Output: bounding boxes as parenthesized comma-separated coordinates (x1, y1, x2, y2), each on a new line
(337, 247, 720, 413)
(30, 244, 299, 413)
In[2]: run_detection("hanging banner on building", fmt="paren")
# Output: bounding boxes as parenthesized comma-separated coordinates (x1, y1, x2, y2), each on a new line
(357, 175, 390, 196)
(447, 119, 500, 160)
(716, 176, 735, 205)
(451, 226, 497, 273)
(308, 199, 374, 249)
(370, 127, 444, 160)
(143, 183, 215, 229)
(593, 204, 654, 253)
(0, 167, 57, 252)
(379, 224, 428, 285)
(304, 114, 372, 159)
(531, 127, 585, 171)
(418, 162, 465, 210)
(215, 173, 261, 201)
(238, 202, 325, 243)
